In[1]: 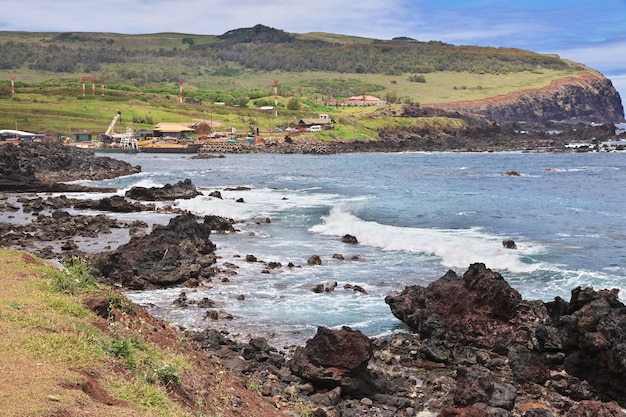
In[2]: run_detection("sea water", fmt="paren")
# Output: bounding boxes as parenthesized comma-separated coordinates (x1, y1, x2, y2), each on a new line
(71, 151, 626, 347)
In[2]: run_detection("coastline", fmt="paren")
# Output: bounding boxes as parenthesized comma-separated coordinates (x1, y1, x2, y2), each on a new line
(2, 142, 626, 416)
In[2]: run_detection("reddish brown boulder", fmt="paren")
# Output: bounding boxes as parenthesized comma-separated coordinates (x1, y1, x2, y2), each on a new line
(289, 326, 373, 394)
(385, 263, 526, 352)
(565, 400, 625, 417)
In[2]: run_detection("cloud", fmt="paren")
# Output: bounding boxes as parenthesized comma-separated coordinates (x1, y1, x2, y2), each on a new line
(0, 0, 408, 37)
(556, 40, 626, 73)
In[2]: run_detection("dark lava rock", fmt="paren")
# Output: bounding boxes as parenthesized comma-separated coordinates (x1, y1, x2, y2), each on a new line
(90, 212, 218, 290)
(289, 326, 373, 394)
(0, 142, 139, 192)
(502, 239, 517, 249)
(385, 263, 626, 407)
(74, 195, 153, 212)
(125, 178, 202, 201)
(385, 263, 524, 352)
(308, 255, 322, 265)
(342, 234, 358, 244)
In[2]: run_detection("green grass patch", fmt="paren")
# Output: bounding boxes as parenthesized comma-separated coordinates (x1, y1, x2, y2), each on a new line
(0, 249, 195, 416)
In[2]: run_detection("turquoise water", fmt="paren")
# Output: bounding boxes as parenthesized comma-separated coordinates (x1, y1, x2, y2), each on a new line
(82, 151, 626, 346)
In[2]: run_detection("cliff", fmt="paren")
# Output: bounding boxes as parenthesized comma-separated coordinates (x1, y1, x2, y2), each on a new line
(431, 71, 625, 125)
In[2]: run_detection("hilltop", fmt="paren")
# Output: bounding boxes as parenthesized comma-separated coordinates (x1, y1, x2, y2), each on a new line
(0, 25, 623, 144)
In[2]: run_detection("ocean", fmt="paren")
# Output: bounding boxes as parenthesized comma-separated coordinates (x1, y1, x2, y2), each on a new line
(74, 150, 626, 348)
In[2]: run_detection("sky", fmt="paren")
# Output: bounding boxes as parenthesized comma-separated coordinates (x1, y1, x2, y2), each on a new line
(2, 0, 626, 107)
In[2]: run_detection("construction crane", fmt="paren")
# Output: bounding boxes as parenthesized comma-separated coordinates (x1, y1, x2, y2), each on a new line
(104, 111, 122, 138)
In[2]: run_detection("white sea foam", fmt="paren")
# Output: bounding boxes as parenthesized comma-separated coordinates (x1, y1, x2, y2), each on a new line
(310, 205, 542, 273)
(175, 187, 369, 222)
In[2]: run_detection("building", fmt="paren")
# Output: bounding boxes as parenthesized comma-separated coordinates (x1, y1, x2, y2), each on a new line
(297, 114, 336, 130)
(344, 95, 387, 106)
(318, 95, 387, 107)
(0, 129, 51, 142)
(152, 122, 211, 138)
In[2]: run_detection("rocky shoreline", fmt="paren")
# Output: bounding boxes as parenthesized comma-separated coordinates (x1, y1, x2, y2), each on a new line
(1, 142, 626, 416)
(197, 111, 625, 155)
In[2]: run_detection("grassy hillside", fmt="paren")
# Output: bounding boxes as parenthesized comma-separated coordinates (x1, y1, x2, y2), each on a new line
(0, 249, 281, 417)
(0, 69, 585, 139)
(0, 27, 592, 137)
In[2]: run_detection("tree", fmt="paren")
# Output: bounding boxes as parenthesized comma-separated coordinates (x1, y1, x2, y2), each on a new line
(287, 96, 300, 111)
(0, 83, 10, 98)
(237, 96, 250, 107)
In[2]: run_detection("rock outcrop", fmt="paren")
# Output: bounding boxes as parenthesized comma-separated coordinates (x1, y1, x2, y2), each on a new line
(0, 142, 140, 192)
(125, 179, 202, 201)
(431, 72, 625, 125)
(385, 263, 626, 414)
(91, 213, 219, 290)
(289, 326, 374, 395)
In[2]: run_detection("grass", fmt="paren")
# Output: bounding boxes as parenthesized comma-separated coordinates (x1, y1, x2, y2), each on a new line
(0, 61, 591, 140)
(0, 249, 285, 417)
(0, 250, 190, 416)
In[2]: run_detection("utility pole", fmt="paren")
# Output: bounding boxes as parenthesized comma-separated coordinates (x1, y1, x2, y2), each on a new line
(273, 79, 278, 117)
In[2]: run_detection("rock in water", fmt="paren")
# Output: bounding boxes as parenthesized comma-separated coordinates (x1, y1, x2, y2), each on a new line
(125, 178, 202, 201)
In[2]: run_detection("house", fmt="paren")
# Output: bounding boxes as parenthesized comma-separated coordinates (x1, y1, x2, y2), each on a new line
(344, 95, 387, 106)
(152, 122, 212, 138)
(0, 129, 39, 141)
(297, 114, 336, 130)
(318, 95, 387, 107)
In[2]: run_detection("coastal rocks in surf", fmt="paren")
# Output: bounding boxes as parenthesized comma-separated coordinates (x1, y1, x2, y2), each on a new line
(342, 234, 358, 244)
(73, 195, 154, 212)
(502, 239, 517, 249)
(385, 263, 626, 412)
(289, 326, 374, 395)
(385, 263, 527, 352)
(125, 178, 202, 201)
(0, 210, 126, 257)
(90, 212, 220, 290)
(0, 142, 139, 192)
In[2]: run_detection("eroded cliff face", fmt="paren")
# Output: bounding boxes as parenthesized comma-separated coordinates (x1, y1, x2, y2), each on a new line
(432, 72, 625, 125)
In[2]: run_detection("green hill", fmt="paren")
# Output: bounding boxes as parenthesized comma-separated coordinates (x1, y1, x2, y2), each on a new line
(0, 25, 621, 139)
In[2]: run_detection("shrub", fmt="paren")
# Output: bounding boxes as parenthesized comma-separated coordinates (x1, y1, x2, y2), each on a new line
(408, 74, 426, 83)
(154, 364, 180, 387)
(287, 96, 300, 111)
(49, 256, 98, 295)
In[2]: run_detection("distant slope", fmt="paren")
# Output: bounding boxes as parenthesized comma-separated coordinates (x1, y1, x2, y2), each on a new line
(432, 71, 625, 125)
(0, 25, 579, 82)
(0, 25, 623, 126)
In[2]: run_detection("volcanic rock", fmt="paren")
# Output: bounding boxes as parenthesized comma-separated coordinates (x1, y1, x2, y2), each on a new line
(0, 142, 139, 192)
(385, 263, 626, 408)
(289, 326, 373, 395)
(90, 212, 218, 290)
(342, 234, 358, 244)
(432, 72, 625, 125)
(125, 178, 202, 201)
(385, 263, 525, 352)
(73, 195, 153, 212)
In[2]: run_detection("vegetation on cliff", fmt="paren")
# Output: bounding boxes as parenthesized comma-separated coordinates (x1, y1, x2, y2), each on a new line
(0, 25, 623, 140)
(0, 249, 282, 417)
